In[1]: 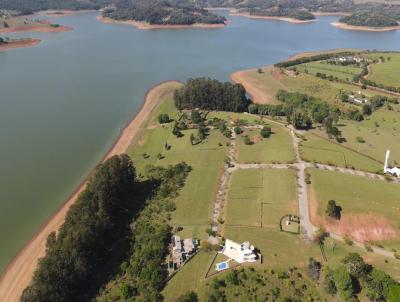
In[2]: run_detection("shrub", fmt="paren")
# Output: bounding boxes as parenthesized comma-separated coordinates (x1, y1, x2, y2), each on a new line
(158, 113, 170, 124)
(260, 126, 272, 138)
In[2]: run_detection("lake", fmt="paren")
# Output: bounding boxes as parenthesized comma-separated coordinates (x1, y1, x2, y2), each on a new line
(0, 10, 399, 272)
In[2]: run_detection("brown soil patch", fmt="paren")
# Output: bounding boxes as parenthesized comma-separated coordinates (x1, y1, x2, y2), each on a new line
(308, 186, 397, 243)
(271, 68, 286, 81)
(0, 81, 183, 302)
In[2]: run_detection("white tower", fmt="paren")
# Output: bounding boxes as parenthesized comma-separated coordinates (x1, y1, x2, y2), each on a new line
(384, 150, 391, 172)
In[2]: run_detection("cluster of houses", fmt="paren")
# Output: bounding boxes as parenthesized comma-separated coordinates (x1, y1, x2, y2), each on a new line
(168, 235, 199, 273)
(330, 55, 364, 64)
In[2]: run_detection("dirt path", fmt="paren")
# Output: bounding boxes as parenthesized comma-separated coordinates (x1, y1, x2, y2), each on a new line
(0, 80, 182, 302)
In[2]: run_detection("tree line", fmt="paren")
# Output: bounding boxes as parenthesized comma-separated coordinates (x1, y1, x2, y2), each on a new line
(174, 77, 251, 112)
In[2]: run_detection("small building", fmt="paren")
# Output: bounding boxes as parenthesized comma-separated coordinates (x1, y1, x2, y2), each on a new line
(170, 235, 199, 271)
(349, 93, 367, 104)
(220, 239, 257, 264)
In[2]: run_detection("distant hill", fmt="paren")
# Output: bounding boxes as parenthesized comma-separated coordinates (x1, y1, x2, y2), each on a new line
(340, 12, 399, 27)
(103, 0, 226, 25)
(0, 0, 107, 15)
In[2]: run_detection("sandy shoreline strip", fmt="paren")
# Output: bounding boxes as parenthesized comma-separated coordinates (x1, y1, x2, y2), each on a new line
(229, 11, 316, 24)
(331, 22, 400, 32)
(97, 16, 226, 30)
(0, 39, 41, 51)
(0, 80, 182, 302)
(0, 24, 72, 33)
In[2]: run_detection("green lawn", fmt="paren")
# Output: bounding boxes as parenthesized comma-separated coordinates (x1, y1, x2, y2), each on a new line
(336, 109, 400, 165)
(309, 169, 400, 249)
(226, 169, 297, 230)
(365, 52, 400, 87)
(299, 131, 382, 172)
(236, 126, 295, 164)
(129, 99, 229, 239)
(163, 251, 215, 301)
(297, 61, 362, 81)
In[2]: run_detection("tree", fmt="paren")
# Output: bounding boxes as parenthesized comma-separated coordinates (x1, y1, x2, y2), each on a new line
(323, 267, 337, 295)
(177, 291, 198, 302)
(342, 253, 371, 279)
(191, 110, 203, 124)
(365, 269, 396, 302)
(307, 257, 321, 281)
(226, 270, 240, 285)
(260, 126, 272, 138)
(234, 125, 243, 134)
(362, 104, 372, 116)
(325, 200, 341, 219)
(334, 266, 356, 302)
(158, 113, 170, 124)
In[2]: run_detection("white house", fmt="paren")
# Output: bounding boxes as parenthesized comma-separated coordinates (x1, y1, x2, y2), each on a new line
(220, 239, 257, 264)
(384, 150, 400, 177)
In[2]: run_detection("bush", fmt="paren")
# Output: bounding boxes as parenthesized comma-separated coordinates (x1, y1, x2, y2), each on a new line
(243, 135, 253, 145)
(158, 113, 170, 124)
(260, 126, 272, 138)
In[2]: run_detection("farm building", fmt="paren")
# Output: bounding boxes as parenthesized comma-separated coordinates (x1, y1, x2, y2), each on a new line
(220, 239, 257, 264)
(170, 235, 199, 270)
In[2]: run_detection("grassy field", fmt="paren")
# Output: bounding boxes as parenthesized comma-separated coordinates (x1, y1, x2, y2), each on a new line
(236, 125, 295, 164)
(129, 99, 229, 239)
(299, 131, 383, 172)
(309, 169, 400, 249)
(225, 169, 297, 229)
(297, 61, 363, 81)
(365, 52, 400, 87)
(163, 251, 215, 301)
(237, 66, 392, 107)
(337, 109, 400, 164)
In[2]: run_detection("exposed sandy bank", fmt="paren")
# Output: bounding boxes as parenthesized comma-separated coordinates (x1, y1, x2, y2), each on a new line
(97, 16, 226, 30)
(229, 11, 316, 24)
(0, 80, 182, 302)
(331, 22, 400, 32)
(230, 68, 276, 104)
(0, 39, 41, 51)
(0, 23, 72, 33)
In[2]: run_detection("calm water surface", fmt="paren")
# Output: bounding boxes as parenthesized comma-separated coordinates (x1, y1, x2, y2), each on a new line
(0, 11, 399, 272)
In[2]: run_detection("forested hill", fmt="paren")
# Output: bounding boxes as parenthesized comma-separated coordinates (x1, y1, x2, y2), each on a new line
(197, 0, 400, 22)
(0, 0, 108, 15)
(103, 0, 226, 25)
(339, 12, 399, 27)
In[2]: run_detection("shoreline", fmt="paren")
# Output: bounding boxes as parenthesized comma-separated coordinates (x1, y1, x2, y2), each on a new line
(0, 23, 72, 33)
(97, 16, 226, 30)
(229, 11, 316, 24)
(34, 9, 98, 17)
(331, 22, 400, 32)
(0, 39, 41, 51)
(0, 80, 182, 302)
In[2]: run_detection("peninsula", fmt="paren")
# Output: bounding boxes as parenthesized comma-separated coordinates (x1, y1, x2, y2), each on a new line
(0, 37, 41, 51)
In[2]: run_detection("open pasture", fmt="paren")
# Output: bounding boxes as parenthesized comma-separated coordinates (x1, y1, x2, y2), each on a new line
(364, 52, 400, 87)
(236, 126, 295, 164)
(296, 61, 363, 81)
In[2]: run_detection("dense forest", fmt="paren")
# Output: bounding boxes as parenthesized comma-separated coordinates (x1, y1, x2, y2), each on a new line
(339, 13, 398, 27)
(0, 0, 107, 15)
(249, 7, 315, 21)
(21, 154, 191, 302)
(103, 0, 226, 25)
(174, 78, 250, 112)
(21, 155, 139, 302)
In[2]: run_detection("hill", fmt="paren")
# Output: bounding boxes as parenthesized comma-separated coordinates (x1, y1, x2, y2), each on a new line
(339, 12, 399, 27)
(103, 0, 226, 26)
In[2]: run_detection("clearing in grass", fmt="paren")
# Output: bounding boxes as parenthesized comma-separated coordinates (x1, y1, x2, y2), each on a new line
(308, 168, 400, 249)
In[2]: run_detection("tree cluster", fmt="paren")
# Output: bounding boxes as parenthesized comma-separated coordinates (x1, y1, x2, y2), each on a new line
(174, 78, 251, 112)
(103, 0, 226, 25)
(340, 12, 398, 27)
(21, 155, 137, 302)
